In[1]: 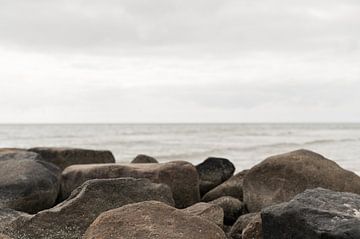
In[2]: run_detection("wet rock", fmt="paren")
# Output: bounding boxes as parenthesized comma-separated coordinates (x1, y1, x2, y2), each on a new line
(202, 170, 248, 202)
(243, 149, 360, 212)
(28, 147, 115, 170)
(61, 161, 199, 208)
(209, 196, 246, 225)
(182, 202, 224, 228)
(131, 154, 158, 163)
(83, 201, 227, 239)
(0, 151, 61, 213)
(3, 178, 174, 239)
(196, 157, 235, 196)
(262, 188, 360, 239)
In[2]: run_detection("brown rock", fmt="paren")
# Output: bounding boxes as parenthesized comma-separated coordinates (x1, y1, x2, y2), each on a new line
(243, 149, 360, 212)
(182, 202, 224, 228)
(0, 151, 61, 213)
(61, 161, 200, 208)
(83, 201, 227, 239)
(196, 157, 235, 196)
(3, 178, 174, 239)
(131, 154, 158, 163)
(202, 170, 248, 202)
(209, 196, 246, 225)
(0, 234, 13, 239)
(28, 147, 115, 170)
(242, 215, 262, 239)
(228, 213, 260, 239)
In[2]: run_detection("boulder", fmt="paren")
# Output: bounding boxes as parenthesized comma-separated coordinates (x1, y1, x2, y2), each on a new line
(0, 234, 12, 239)
(0, 151, 61, 213)
(196, 157, 235, 196)
(261, 188, 360, 239)
(61, 161, 199, 208)
(83, 201, 227, 239)
(3, 178, 174, 239)
(209, 196, 246, 225)
(182, 202, 224, 228)
(131, 154, 158, 163)
(228, 213, 260, 239)
(28, 147, 115, 170)
(243, 149, 360, 212)
(202, 170, 248, 202)
(242, 215, 262, 239)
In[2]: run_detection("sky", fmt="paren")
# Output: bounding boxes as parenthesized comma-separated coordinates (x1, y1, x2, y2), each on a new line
(0, 0, 359, 123)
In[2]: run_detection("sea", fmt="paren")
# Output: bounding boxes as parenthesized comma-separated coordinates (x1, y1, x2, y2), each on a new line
(0, 123, 359, 175)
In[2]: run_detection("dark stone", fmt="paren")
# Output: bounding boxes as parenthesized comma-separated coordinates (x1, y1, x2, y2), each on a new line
(202, 170, 248, 202)
(261, 188, 360, 239)
(196, 157, 235, 196)
(243, 149, 360, 212)
(2, 178, 174, 239)
(209, 196, 246, 225)
(0, 151, 61, 213)
(83, 201, 227, 239)
(28, 147, 115, 170)
(61, 161, 200, 208)
(131, 154, 158, 163)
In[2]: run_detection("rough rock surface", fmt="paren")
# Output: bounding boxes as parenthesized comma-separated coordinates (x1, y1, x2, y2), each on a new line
(243, 149, 360, 212)
(131, 154, 158, 163)
(28, 147, 115, 170)
(196, 157, 235, 196)
(228, 213, 260, 239)
(262, 188, 360, 239)
(0, 234, 13, 239)
(61, 161, 199, 208)
(242, 215, 262, 239)
(2, 178, 174, 239)
(182, 202, 224, 228)
(0, 151, 61, 213)
(202, 170, 248, 202)
(209, 196, 246, 225)
(83, 201, 227, 239)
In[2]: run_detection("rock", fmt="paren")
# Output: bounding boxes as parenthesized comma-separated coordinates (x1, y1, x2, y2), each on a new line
(228, 213, 260, 239)
(0, 151, 61, 213)
(83, 201, 227, 239)
(243, 149, 360, 212)
(28, 147, 115, 170)
(196, 157, 235, 196)
(3, 178, 174, 239)
(202, 170, 248, 202)
(61, 161, 199, 208)
(131, 154, 158, 163)
(209, 196, 246, 225)
(182, 202, 224, 228)
(0, 234, 12, 239)
(242, 215, 262, 239)
(261, 188, 360, 239)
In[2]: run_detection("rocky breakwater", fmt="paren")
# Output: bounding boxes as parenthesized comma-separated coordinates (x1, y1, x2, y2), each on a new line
(61, 161, 200, 208)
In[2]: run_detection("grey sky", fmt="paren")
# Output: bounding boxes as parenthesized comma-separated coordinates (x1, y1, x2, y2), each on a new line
(0, 0, 359, 123)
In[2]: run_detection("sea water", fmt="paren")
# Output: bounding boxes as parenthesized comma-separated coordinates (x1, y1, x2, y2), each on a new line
(0, 123, 359, 175)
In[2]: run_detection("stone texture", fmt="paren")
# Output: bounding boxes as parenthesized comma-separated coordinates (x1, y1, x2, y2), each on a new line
(83, 201, 227, 239)
(262, 188, 360, 239)
(182, 202, 224, 228)
(0, 234, 13, 239)
(196, 157, 235, 196)
(0, 151, 61, 213)
(243, 149, 360, 212)
(61, 161, 199, 208)
(228, 213, 260, 239)
(242, 215, 262, 239)
(2, 178, 174, 239)
(209, 196, 246, 225)
(131, 154, 158, 163)
(202, 170, 248, 202)
(28, 147, 115, 170)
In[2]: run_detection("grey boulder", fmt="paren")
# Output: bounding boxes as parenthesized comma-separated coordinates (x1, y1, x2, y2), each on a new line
(262, 188, 360, 239)
(2, 178, 174, 239)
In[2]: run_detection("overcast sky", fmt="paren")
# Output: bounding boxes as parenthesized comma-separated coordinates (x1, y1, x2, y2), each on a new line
(0, 0, 359, 123)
